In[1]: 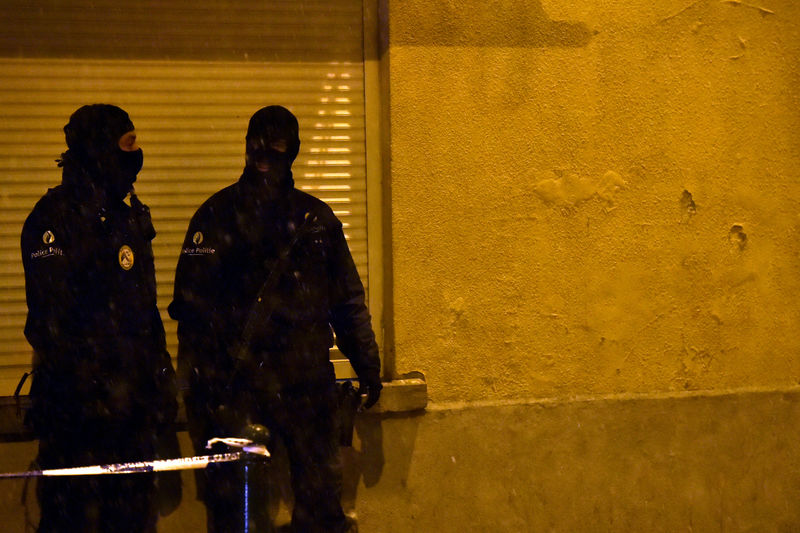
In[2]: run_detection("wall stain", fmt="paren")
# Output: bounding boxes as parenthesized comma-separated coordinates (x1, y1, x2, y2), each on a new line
(395, 0, 593, 48)
(674, 334, 716, 390)
(533, 170, 625, 209)
(720, 0, 775, 16)
(660, 0, 704, 23)
(729, 225, 747, 250)
(660, 0, 775, 24)
(437, 294, 467, 345)
(730, 272, 756, 287)
(729, 36, 748, 60)
(680, 190, 697, 222)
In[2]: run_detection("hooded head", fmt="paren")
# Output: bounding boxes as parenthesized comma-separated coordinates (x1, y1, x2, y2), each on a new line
(244, 105, 300, 191)
(59, 104, 143, 202)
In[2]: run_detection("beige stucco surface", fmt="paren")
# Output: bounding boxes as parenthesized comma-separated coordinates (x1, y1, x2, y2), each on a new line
(384, 0, 800, 403)
(1, 2, 799, 531)
(354, 391, 800, 532)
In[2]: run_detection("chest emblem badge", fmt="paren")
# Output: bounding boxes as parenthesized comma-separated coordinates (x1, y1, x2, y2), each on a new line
(192, 232, 204, 245)
(118, 245, 134, 270)
(42, 230, 55, 244)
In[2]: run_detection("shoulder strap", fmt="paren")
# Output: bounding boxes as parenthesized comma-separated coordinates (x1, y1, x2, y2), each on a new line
(232, 210, 319, 363)
(129, 191, 156, 241)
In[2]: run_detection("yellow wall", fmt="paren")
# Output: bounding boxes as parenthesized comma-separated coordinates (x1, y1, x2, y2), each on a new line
(1, 5, 799, 530)
(385, 0, 800, 403)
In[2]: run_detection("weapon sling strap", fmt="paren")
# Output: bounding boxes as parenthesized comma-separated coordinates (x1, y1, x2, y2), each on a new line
(230, 209, 319, 369)
(14, 370, 32, 423)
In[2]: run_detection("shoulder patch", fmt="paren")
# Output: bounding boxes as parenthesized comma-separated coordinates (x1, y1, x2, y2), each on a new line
(30, 229, 64, 260)
(182, 231, 216, 256)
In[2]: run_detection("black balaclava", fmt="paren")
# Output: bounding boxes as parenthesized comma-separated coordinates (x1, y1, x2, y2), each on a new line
(243, 105, 300, 194)
(58, 104, 143, 202)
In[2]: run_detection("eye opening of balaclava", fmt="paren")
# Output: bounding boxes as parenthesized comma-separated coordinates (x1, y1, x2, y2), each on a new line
(59, 104, 143, 201)
(244, 105, 300, 189)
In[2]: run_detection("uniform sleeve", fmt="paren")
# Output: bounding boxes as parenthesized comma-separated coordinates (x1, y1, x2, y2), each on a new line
(168, 207, 230, 392)
(326, 218, 381, 384)
(21, 204, 77, 362)
(169, 208, 222, 325)
(21, 202, 88, 435)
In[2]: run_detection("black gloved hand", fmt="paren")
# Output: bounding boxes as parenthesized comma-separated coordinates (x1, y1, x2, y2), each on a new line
(358, 379, 382, 410)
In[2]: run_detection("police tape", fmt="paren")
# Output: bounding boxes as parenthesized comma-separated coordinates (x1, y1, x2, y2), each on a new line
(0, 439, 270, 479)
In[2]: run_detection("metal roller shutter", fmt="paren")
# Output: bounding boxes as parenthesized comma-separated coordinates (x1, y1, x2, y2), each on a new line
(0, 0, 367, 395)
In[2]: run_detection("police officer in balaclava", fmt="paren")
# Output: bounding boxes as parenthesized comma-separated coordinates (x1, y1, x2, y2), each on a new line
(21, 104, 180, 533)
(171, 105, 381, 532)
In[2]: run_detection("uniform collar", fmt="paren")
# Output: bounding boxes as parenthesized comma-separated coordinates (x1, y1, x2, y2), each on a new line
(238, 166, 295, 203)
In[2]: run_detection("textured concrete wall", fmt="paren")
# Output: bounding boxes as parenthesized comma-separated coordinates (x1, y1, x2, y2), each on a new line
(1, 3, 799, 531)
(353, 391, 800, 532)
(385, 0, 800, 403)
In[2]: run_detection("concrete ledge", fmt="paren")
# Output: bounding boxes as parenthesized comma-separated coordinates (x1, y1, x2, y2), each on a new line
(0, 374, 429, 440)
(353, 387, 800, 532)
(371, 377, 428, 414)
(0, 396, 30, 442)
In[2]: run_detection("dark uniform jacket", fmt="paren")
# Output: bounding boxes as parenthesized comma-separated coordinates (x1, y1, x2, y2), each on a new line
(21, 183, 177, 447)
(169, 172, 380, 405)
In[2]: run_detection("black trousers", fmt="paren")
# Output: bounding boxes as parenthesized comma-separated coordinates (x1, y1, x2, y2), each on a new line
(37, 472, 157, 533)
(198, 382, 348, 533)
(36, 423, 158, 533)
